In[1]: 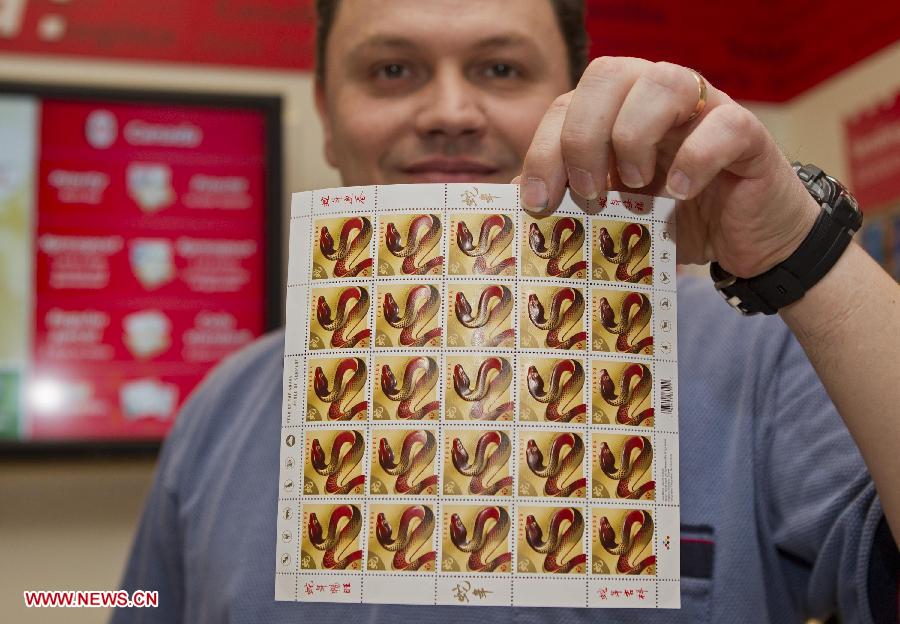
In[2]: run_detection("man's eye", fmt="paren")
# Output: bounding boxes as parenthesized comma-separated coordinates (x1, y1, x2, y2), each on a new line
(484, 63, 518, 79)
(376, 63, 409, 79)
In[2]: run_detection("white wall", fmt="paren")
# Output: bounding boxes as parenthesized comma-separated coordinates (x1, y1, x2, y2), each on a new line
(0, 41, 898, 623)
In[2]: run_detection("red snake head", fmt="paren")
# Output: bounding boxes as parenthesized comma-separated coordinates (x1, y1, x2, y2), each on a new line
(451, 438, 468, 468)
(599, 297, 614, 327)
(527, 293, 546, 325)
(313, 367, 329, 399)
(310, 438, 326, 471)
(454, 291, 472, 322)
(383, 293, 400, 324)
(598, 227, 614, 256)
(456, 222, 474, 253)
(308, 512, 323, 545)
(598, 516, 617, 549)
(375, 512, 393, 546)
(316, 296, 333, 327)
(528, 222, 546, 254)
(319, 226, 336, 256)
(452, 364, 471, 395)
(526, 366, 544, 397)
(378, 437, 395, 470)
(380, 364, 398, 397)
(449, 512, 467, 547)
(599, 442, 613, 471)
(385, 222, 403, 253)
(598, 369, 617, 401)
(525, 514, 543, 549)
(525, 439, 545, 472)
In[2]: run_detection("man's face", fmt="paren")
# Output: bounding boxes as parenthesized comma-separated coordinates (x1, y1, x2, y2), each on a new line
(316, 0, 571, 186)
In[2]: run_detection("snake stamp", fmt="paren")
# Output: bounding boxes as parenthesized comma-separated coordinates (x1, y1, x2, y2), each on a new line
(375, 283, 443, 348)
(309, 286, 371, 350)
(441, 504, 512, 573)
(590, 434, 655, 500)
(590, 289, 653, 355)
(377, 214, 444, 276)
(300, 503, 364, 570)
(591, 360, 654, 426)
(590, 508, 656, 576)
(303, 429, 366, 496)
(367, 503, 437, 572)
(518, 432, 587, 498)
(516, 506, 587, 574)
(521, 215, 587, 279)
(313, 217, 373, 279)
(445, 355, 513, 421)
(306, 356, 369, 422)
(520, 285, 587, 350)
(447, 283, 516, 348)
(372, 355, 440, 421)
(370, 428, 439, 495)
(518, 356, 586, 423)
(449, 213, 516, 276)
(590, 219, 652, 285)
(443, 428, 513, 496)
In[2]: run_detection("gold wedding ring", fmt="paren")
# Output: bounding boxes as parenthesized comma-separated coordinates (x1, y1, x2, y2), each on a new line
(687, 69, 707, 122)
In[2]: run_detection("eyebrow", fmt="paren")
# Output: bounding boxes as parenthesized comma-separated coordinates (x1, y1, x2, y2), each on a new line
(347, 32, 541, 58)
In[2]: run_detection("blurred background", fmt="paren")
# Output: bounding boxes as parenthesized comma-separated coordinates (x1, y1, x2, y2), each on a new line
(0, 1, 898, 622)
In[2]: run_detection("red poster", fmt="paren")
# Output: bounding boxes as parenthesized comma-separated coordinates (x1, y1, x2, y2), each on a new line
(845, 90, 900, 212)
(25, 98, 271, 441)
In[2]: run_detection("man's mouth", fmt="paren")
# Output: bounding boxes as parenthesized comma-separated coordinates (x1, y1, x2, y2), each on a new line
(400, 158, 500, 183)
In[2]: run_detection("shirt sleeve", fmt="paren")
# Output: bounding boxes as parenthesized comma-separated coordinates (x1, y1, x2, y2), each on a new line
(759, 322, 896, 624)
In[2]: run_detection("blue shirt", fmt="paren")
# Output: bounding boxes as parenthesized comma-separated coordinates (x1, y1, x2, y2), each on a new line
(112, 277, 894, 623)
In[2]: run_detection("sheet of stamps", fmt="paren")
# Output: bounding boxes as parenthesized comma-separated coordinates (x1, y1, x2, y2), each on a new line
(277, 184, 680, 608)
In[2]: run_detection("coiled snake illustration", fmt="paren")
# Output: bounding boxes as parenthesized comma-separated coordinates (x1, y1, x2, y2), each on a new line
(526, 359, 586, 422)
(599, 436, 655, 499)
(527, 287, 587, 349)
(598, 509, 656, 574)
(597, 223, 652, 283)
(385, 214, 444, 275)
(375, 504, 436, 571)
(452, 357, 513, 420)
(310, 430, 366, 494)
(308, 504, 363, 569)
(378, 429, 438, 494)
(383, 284, 442, 347)
(316, 286, 371, 348)
(598, 363, 654, 425)
(380, 356, 440, 420)
(313, 357, 367, 421)
(449, 506, 512, 572)
(319, 217, 373, 277)
(454, 285, 516, 347)
(456, 215, 516, 275)
(525, 507, 587, 573)
(598, 292, 653, 353)
(525, 433, 587, 497)
(528, 217, 588, 278)
(451, 431, 514, 495)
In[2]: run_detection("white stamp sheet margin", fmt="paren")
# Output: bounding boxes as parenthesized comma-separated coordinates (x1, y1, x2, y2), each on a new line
(276, 183, 680, 609)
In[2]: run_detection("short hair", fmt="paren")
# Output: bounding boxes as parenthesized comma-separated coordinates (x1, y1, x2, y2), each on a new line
(315, 0, 589, 88)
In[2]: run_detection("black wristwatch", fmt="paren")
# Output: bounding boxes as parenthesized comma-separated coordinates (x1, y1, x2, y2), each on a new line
(710, 163, 862, 315)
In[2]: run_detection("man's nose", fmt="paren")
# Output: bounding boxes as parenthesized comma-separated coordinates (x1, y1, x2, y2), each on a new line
(414, 65, 487, 141)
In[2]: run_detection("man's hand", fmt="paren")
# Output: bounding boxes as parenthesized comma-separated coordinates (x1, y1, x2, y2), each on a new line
(517, 56, 820, 279)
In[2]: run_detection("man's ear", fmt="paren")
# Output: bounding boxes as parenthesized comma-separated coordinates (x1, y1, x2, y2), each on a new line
(315, 79, 338, 168)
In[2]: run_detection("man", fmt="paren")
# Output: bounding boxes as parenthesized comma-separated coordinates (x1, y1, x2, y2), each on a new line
(113, 1, 899, 622)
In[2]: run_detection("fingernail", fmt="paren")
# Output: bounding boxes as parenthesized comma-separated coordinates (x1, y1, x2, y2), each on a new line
(618, 162, 645, 188)
(522, 177, 549, 212)
(667, 169, 691, 200)
(566, 166, 598, 200)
